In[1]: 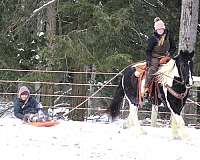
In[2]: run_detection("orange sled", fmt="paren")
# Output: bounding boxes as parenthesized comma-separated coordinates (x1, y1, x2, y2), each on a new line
(31, 120, 60, 127)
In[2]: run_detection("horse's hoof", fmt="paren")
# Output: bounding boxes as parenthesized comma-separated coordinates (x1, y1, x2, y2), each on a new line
(111, 116, 120, 123)
(138, 127, 147, 135)
(178, 130, 190, 140)
(123, 125, 128, 129)
(172, 135, 181, 140)
(122, 121, 129, 129)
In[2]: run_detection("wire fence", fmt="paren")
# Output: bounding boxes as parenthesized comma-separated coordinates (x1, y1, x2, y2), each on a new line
(0, 68, 200, 125)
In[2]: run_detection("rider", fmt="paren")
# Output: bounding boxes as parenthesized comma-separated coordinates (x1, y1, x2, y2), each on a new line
(14, 86, 49, 122)
(143, 17, 176, 96)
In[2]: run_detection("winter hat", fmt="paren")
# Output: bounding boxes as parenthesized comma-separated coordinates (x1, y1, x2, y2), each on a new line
(154, 17, 165, 30)
(18, 86, 30, 97)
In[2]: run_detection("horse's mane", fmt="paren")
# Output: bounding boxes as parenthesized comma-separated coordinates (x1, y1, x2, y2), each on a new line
(155, 59, 177, 86)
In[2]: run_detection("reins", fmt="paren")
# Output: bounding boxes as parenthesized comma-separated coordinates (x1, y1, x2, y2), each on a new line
(164, 84, 190, 100)
(156, 71, 190, 107)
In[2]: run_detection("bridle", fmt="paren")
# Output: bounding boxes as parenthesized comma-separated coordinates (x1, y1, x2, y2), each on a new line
(178, 63, 185, 84)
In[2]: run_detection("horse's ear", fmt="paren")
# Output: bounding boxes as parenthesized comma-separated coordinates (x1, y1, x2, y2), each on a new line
(172, 52, 179, 60)
(179, 50, 183, 55)
(190, 50, 194, 58)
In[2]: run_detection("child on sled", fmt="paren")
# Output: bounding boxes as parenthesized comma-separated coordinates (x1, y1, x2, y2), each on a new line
(14, 86, 51, 123)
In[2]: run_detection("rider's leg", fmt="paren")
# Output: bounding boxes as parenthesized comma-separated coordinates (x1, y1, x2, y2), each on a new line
(142, 58, 160, 97)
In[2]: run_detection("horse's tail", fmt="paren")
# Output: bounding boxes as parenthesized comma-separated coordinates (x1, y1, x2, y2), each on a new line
(109, 78, 124, 120)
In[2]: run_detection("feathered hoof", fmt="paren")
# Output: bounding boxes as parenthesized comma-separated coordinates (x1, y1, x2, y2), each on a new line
(172, 128, 190, 140)
(111, 116, 120, 123)
(137, 127, 147, 135)
(171, 114, 190, 140)
(122, 121, 147, 135)
(172, 135, 181, 140)
(178, 128, 190, 140)
(122, 120, 129, 129)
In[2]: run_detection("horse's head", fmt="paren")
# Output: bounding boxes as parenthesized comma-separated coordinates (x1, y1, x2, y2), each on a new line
(174, 50, 194, 87)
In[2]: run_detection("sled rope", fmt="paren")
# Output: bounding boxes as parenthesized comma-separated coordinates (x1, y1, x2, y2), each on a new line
(63, 62, 143, 117)
(187, 98, 200, 108)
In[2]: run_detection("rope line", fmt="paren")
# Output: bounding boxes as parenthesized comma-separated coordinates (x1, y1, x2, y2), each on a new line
(0, 68, 118, 75)
(187, 98, 200, 107)
(63, 63, 135, 117)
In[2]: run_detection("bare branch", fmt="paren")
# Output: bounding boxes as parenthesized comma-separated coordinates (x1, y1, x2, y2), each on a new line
(10, 0, 58, 33)
(142, 0, 157, 8)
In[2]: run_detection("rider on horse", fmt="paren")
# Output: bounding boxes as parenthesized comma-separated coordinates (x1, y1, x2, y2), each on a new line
(143, 17, 177, 96)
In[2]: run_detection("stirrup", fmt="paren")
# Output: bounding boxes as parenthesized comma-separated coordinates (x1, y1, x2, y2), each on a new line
(142, 88, 148, 97)
(143, 91, 149, 99)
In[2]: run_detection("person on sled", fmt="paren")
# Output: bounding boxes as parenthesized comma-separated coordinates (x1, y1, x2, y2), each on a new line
(143, 17, 177, 97)
(14, 86, 50, 122)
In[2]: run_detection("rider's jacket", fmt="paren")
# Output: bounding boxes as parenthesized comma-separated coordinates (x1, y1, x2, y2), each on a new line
(146, 29, 176, 65)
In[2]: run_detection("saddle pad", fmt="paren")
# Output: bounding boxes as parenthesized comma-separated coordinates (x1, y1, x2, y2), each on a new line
(31, 120, 60, 127)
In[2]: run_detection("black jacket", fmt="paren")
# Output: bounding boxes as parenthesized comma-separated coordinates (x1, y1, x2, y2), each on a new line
(146, 29, 176, 65)
(14, 96, 41, 120)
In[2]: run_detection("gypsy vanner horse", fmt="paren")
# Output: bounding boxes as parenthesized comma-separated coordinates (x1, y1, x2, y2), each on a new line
(109, 50, 194, 139)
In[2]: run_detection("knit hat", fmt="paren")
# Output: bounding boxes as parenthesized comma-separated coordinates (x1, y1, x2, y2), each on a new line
(154, 17, 165, 30)
(18, 86, 30, 97)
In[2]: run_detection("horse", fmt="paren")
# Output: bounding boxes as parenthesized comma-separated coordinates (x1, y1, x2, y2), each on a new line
(109, 50, 194, 139)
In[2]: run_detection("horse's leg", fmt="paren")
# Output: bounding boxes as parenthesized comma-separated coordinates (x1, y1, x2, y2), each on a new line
(163, 87, 189, 139)
(171, 114, 179, 138)
(171, 114, 189, 140)
(109, 77, 125, 121)
(121, 66, 146, 135)
(123, 102, 147, 135)
(126, 104, 140, 128)
(151, 104, 158, 127)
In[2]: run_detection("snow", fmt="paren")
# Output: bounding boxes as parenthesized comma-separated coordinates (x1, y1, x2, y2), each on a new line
(0, 117, 200, 160)
(193, 76, 200, 83)
(33, 0, 56, 14)
(18, 48, 25, 51)
(38, 32, 44, 37)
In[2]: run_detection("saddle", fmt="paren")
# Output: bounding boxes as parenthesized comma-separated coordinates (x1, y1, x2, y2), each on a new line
(134, 55, 171, 79)
(134, 55, 171, 105)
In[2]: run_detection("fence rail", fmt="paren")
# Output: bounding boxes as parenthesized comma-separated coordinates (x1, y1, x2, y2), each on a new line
(0, 68, 118, 75)
(0, 68, 200, 124)
(0, 92, 113, 99)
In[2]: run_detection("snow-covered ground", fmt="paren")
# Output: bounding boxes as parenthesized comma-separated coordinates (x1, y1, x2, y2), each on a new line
(0, 117, 200, 160)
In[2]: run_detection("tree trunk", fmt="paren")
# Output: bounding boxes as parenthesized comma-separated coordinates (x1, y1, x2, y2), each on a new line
(36, 1, 46, 104)
(68, 68, 87, 121)
(197, 87, 200, 123)
(179, 0, 199, 125)
(178, 0, 199, 52)
(87, 65, 96, 117)
(44, 1, 57, 107)
(47, 1, 56, 49)
(36, 1, 46, 37)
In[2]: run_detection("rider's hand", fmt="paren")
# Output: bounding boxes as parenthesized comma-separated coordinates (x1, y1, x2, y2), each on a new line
(146, 61, 151, 69)
(165, 52, 170, 57)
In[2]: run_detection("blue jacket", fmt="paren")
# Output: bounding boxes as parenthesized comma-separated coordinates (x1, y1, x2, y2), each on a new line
(14, 96, 41, 120)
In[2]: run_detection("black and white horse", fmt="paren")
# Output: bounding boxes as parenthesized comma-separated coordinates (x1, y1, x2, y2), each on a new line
(109, 50, 194, 139)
